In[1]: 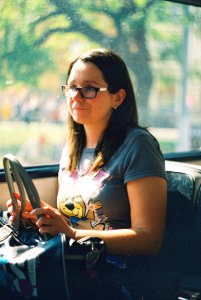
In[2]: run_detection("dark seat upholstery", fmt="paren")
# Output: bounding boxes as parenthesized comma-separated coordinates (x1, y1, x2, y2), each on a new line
(178, 185, 201, 299)
(162, 165, 196, 272)
(136, 161, 201, 300)
(112, 161, 201, 300)
(156, 161, 201, 299)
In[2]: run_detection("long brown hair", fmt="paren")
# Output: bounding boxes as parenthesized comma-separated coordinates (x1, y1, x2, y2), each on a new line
(65, 48, 139, 173)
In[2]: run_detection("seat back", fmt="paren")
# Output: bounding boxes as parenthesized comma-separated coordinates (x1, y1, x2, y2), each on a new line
(127, 162, 201, 300)
(157, 161, 201, 298)
(161, 166, 195, 271)
(178, 185, 201, 296)
(162, 161, 201, 273)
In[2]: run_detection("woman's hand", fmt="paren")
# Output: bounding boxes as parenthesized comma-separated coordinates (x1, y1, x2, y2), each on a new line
(30, 206, 76, 238)
(6, 192, 37, 223)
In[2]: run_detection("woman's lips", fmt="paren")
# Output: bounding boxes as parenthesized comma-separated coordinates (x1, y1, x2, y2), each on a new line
(72, 104, 88, 110)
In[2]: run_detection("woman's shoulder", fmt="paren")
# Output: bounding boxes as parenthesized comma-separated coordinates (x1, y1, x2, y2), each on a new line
(122, 126, 163, 159)
(125, 126, 156, 144)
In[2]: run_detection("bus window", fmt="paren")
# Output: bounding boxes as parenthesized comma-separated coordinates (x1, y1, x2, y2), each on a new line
(0, 0, 200, 166)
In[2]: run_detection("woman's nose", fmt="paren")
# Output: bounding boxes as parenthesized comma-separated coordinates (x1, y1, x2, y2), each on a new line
(71, 90, 84, 102)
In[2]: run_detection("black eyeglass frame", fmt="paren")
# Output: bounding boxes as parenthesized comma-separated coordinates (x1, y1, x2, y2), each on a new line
(62, 85, 109, 99)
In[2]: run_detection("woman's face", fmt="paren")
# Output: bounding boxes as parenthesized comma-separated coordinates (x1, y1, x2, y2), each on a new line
(66, 60, 117, 129)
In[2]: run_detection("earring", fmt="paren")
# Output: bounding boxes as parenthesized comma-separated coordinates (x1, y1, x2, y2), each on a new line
(113, 106, 117, 110)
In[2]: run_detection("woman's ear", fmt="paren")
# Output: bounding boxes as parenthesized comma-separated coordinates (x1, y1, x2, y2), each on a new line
(113, 89, 126, 109)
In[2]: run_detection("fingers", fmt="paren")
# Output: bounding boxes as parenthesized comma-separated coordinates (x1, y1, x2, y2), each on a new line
(8, 214, 16, 223)
(30, 206, 58, 218)
(35, 214, 57, 236)
(30, 207, 56, 229)
(24, 200, 33, 212)
(13, 192, 33, 212)
(6, 192, 34, 222)
(7, 193, 21, 212)
(30, 206, 66, 236)
(13, 192, 21, 200)
(7, 199, 12, 207)
(21, 211, 37, 220)
(7, 198, 19, 221)
(36, 215, 52, 228)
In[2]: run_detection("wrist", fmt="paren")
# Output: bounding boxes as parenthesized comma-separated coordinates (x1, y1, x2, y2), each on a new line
(67, 227, 77, 240)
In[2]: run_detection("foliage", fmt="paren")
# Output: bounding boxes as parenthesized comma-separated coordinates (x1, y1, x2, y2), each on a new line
(0, 0, 53, 88)
(0, 0, 200, 123)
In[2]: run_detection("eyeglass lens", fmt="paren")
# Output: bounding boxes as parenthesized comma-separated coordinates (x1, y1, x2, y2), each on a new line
(63, 86, 97, 99)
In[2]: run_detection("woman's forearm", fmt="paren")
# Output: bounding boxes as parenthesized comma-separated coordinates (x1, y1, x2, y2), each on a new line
(30, 205, 164, 256)
(70, 227, 163, 256)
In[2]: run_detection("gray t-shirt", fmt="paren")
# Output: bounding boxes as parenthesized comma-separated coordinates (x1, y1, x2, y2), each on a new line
(57, 128, 166, 230)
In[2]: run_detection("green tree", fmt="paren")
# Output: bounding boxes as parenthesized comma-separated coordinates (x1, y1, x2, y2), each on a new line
(1, 0, 199, 123)
(0, 1, 52, 86)
(0, 0, 159, 123)
(33, 0, 159, 123)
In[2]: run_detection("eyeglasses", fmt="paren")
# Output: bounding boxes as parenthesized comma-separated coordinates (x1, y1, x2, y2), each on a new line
(62, 85, 109, 99)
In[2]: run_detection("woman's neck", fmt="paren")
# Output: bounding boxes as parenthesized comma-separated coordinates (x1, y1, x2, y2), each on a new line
(84, 125, 105, 148)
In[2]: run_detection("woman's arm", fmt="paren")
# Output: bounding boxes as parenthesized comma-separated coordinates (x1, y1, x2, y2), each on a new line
(31, 176, 167, 256)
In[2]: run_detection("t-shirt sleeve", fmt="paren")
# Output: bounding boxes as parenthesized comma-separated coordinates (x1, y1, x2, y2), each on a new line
(122, 133, 166, 183)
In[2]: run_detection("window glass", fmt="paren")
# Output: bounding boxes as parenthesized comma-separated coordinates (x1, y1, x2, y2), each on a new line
(0, 0, 200, 167)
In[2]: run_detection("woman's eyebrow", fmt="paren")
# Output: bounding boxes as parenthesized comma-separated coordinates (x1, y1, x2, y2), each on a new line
(85, 80, 100, 84)
(68, 80, 103, 85)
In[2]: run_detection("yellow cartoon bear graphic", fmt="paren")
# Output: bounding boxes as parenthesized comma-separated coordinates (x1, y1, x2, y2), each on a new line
(60, 196, 105, 229)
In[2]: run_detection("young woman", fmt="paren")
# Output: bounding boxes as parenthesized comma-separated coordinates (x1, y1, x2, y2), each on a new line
(8, 48, 167, 299)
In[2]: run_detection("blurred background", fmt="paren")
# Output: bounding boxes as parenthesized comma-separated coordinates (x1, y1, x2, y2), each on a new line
(0, 0, 200, 166)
